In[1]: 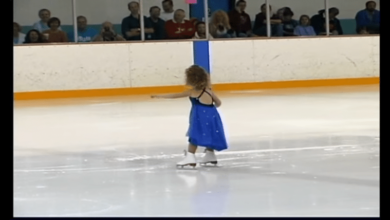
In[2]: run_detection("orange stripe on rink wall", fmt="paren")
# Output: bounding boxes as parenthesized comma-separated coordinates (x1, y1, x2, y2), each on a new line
(14, 77, 379, 100)
(212, 77, 380, 91)
(14, 86, 188, 100)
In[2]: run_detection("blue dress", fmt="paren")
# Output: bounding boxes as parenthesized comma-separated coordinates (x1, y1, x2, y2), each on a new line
(187, 89, 228, 151)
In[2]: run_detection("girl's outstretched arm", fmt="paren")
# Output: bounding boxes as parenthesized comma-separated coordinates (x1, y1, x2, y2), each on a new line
(151, 90, 191, 99)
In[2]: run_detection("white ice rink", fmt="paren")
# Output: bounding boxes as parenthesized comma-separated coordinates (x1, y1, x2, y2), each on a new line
(14, 85, 379, 217)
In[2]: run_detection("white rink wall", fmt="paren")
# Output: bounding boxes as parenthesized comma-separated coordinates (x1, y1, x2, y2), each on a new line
(14, 42, 193, 92)
(210, 36, 379, 84)
(14, 36, 379, 92)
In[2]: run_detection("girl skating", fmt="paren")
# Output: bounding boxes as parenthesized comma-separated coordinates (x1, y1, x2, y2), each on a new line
(152, 65, 228, 168)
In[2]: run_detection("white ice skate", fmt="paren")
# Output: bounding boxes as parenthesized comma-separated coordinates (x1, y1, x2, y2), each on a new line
(199, 149, 218, 166)
(176, 150, 197, 168)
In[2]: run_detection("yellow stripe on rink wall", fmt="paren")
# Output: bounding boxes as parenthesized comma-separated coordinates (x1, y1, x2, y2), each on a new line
(14, 77, 379, 100)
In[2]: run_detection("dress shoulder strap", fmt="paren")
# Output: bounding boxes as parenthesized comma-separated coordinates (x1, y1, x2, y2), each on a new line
(197, 88, 206, 99)
(201, 88, 214, 102)
(203, 89, 212, 98)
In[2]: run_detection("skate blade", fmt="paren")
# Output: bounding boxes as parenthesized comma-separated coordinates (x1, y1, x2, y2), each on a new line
(199, 161, 219, 167)
(176, 163, 197, 169)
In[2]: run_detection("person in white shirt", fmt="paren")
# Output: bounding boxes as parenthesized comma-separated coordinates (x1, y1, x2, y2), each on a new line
(13, 22, 25, 44)
(160, 0, 175, 21)
(32, 9, 61, 32)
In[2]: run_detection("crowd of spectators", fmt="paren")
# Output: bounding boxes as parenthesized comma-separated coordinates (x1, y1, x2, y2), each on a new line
(13, 0, 380, 44)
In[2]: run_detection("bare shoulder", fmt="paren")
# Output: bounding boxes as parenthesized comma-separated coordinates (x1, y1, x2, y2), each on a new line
(188, 89, 198, 96)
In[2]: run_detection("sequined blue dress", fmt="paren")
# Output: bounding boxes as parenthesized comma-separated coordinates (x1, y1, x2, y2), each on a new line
(187, 89, 228, 151)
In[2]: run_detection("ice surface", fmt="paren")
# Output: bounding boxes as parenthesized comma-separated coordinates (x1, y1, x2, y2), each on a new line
(14, 85, 379, 217)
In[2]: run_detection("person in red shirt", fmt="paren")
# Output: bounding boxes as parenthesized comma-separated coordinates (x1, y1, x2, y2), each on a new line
(164, 9, 195, 39)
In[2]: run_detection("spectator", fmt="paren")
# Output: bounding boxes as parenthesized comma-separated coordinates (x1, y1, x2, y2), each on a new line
(359, 27, 369, 34)
(316, 20, 339, 35)
(209, 10, 234, 38)
(276, 7, 286, 19)
(294, 15, 316, 36)
(327, 20, 340, 35)
(281, 8, 298, 36)
(148, 6, 165, 40)
(68, 16, 98, 42)
(121, 1, 154, 41)
(253, 4, 282, 36)
(355, 1, 380, 34)
(190, 17, 199, 26)
(161, 0, 175, 21)
(165, 9, 195, 39)
(228, 0, 252, 37)
(93, 21, 125, 41)
(311, 8, 343, 35)
(193, 22, 213, 39)
(42, 17, 68, 42)
(24, 29, 47, 44)
(277, 7, 295, 19)
(32, 9, 61, 32)
(13, 22, 25, 44)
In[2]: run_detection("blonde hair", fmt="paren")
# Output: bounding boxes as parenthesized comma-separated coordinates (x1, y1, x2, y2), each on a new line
(185, 65, 209, 90)
(209, 10, 231, 37)
(210, 10, 230, 29)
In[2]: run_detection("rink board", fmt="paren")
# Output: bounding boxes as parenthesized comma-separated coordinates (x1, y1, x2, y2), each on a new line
(14, 36, 379, 100)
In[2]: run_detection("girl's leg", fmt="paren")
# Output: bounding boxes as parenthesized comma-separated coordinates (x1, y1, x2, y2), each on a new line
(188, 143, 197, 154)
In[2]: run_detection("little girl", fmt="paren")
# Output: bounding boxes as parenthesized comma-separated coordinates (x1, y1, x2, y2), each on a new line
(151, 65, 228, 168)
(293, 15, 316, 36)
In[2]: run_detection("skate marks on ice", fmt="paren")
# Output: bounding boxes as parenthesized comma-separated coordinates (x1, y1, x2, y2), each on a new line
(16, 135, 377, 161)
(127, 134, 377, 188)
(15, 134, 378, 179)
(14, 134, 379, 216)
(172, 143, 358, 170)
